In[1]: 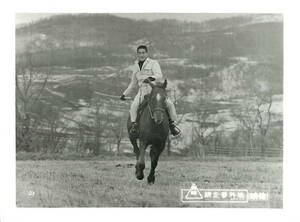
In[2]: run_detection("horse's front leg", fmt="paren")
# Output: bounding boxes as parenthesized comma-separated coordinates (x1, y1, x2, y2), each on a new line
(147, 146, 163, 184)
(130, 138, 140, 161)
(135, 140, 146, 180)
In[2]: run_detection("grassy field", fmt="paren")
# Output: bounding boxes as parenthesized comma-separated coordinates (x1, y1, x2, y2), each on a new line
(16, 157, 282, 208)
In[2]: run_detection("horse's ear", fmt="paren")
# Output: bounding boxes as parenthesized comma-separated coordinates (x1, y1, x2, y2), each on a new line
(162, 79, 167, 89)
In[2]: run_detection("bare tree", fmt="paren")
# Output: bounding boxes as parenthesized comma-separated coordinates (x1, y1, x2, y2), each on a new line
(229, 127, 242, 156)
(188, 98, 219, 160)
(107, 113, 127, 155)
(231, 100, 257, 156)
(243, 64, 275, 156)
(16, 54, 51, 152)
(254, 93, 273, 156)
(43, 108, 68, 153)
(62, 116, 92, 154)
(74, 126, 86, 153)
(91, 97, 110, 156)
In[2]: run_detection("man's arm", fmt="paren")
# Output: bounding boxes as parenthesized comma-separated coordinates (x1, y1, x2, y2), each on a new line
(150, 60, 163, 81)
(123, 72, 137, 96)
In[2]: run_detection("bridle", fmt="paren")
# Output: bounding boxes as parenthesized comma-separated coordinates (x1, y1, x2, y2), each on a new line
(148, 105, 165, 120)
(148, 92, 166, 121)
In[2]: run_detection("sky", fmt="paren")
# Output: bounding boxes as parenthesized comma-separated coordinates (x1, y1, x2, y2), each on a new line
(15, 13, 240, 25)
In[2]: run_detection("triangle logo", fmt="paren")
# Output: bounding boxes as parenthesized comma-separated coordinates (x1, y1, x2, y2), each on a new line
(185, 183, 203, 200)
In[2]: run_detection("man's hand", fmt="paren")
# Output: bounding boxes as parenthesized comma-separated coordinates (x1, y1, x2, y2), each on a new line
(120, 94, 126, 101)
(143, 76, 155, 83)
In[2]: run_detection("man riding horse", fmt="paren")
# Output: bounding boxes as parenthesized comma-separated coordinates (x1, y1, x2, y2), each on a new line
(120, 45, 181, 137)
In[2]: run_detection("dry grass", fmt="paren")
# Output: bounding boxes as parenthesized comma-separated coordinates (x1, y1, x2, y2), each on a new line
(16, 158, 282, 208)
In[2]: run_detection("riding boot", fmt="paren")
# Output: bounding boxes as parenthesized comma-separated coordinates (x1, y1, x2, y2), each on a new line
(130, 122, 139, 136)
(169, 121, 181, 137)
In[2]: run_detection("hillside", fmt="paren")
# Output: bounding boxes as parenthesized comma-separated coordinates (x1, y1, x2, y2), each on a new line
(16, 13, 283, 92)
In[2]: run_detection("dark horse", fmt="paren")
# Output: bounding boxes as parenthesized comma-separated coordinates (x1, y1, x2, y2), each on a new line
(127, 79, 169, 184)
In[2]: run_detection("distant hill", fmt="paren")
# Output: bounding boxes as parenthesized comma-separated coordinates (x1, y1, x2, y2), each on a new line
(15, 13, 283, 101)
(16, 14, 282, 60)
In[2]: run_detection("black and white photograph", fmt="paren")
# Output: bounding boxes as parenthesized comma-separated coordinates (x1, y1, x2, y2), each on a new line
(4, 0, 300, 219)
(14, 12, 283, 208)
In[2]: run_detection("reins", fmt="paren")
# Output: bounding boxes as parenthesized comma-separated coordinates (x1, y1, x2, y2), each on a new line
(148, 103, 166, 120)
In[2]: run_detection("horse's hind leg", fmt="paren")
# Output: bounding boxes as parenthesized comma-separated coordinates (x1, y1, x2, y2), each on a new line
(135, 140, 146, 180)
(147, 146, 163, 184)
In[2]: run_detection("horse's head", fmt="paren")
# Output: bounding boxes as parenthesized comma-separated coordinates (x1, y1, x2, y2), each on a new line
(148, 79, 168, 125)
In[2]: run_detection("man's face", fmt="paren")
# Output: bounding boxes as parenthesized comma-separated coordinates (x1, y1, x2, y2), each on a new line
(137, 49, 148, 61)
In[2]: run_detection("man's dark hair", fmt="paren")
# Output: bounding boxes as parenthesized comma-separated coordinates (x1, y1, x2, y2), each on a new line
(137, 45, 148, 52)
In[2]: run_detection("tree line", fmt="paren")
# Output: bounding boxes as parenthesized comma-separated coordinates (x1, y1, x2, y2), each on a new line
(16, 53, 283, 159)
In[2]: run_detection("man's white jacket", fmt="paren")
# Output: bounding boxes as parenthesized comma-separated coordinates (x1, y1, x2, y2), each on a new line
(123, 58, 163, 96)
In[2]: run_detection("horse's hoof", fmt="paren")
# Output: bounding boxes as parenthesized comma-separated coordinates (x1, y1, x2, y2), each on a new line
(135, 164, 145, 180)
(147, 176, 155, 184)
(136, 172, 144, 180)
